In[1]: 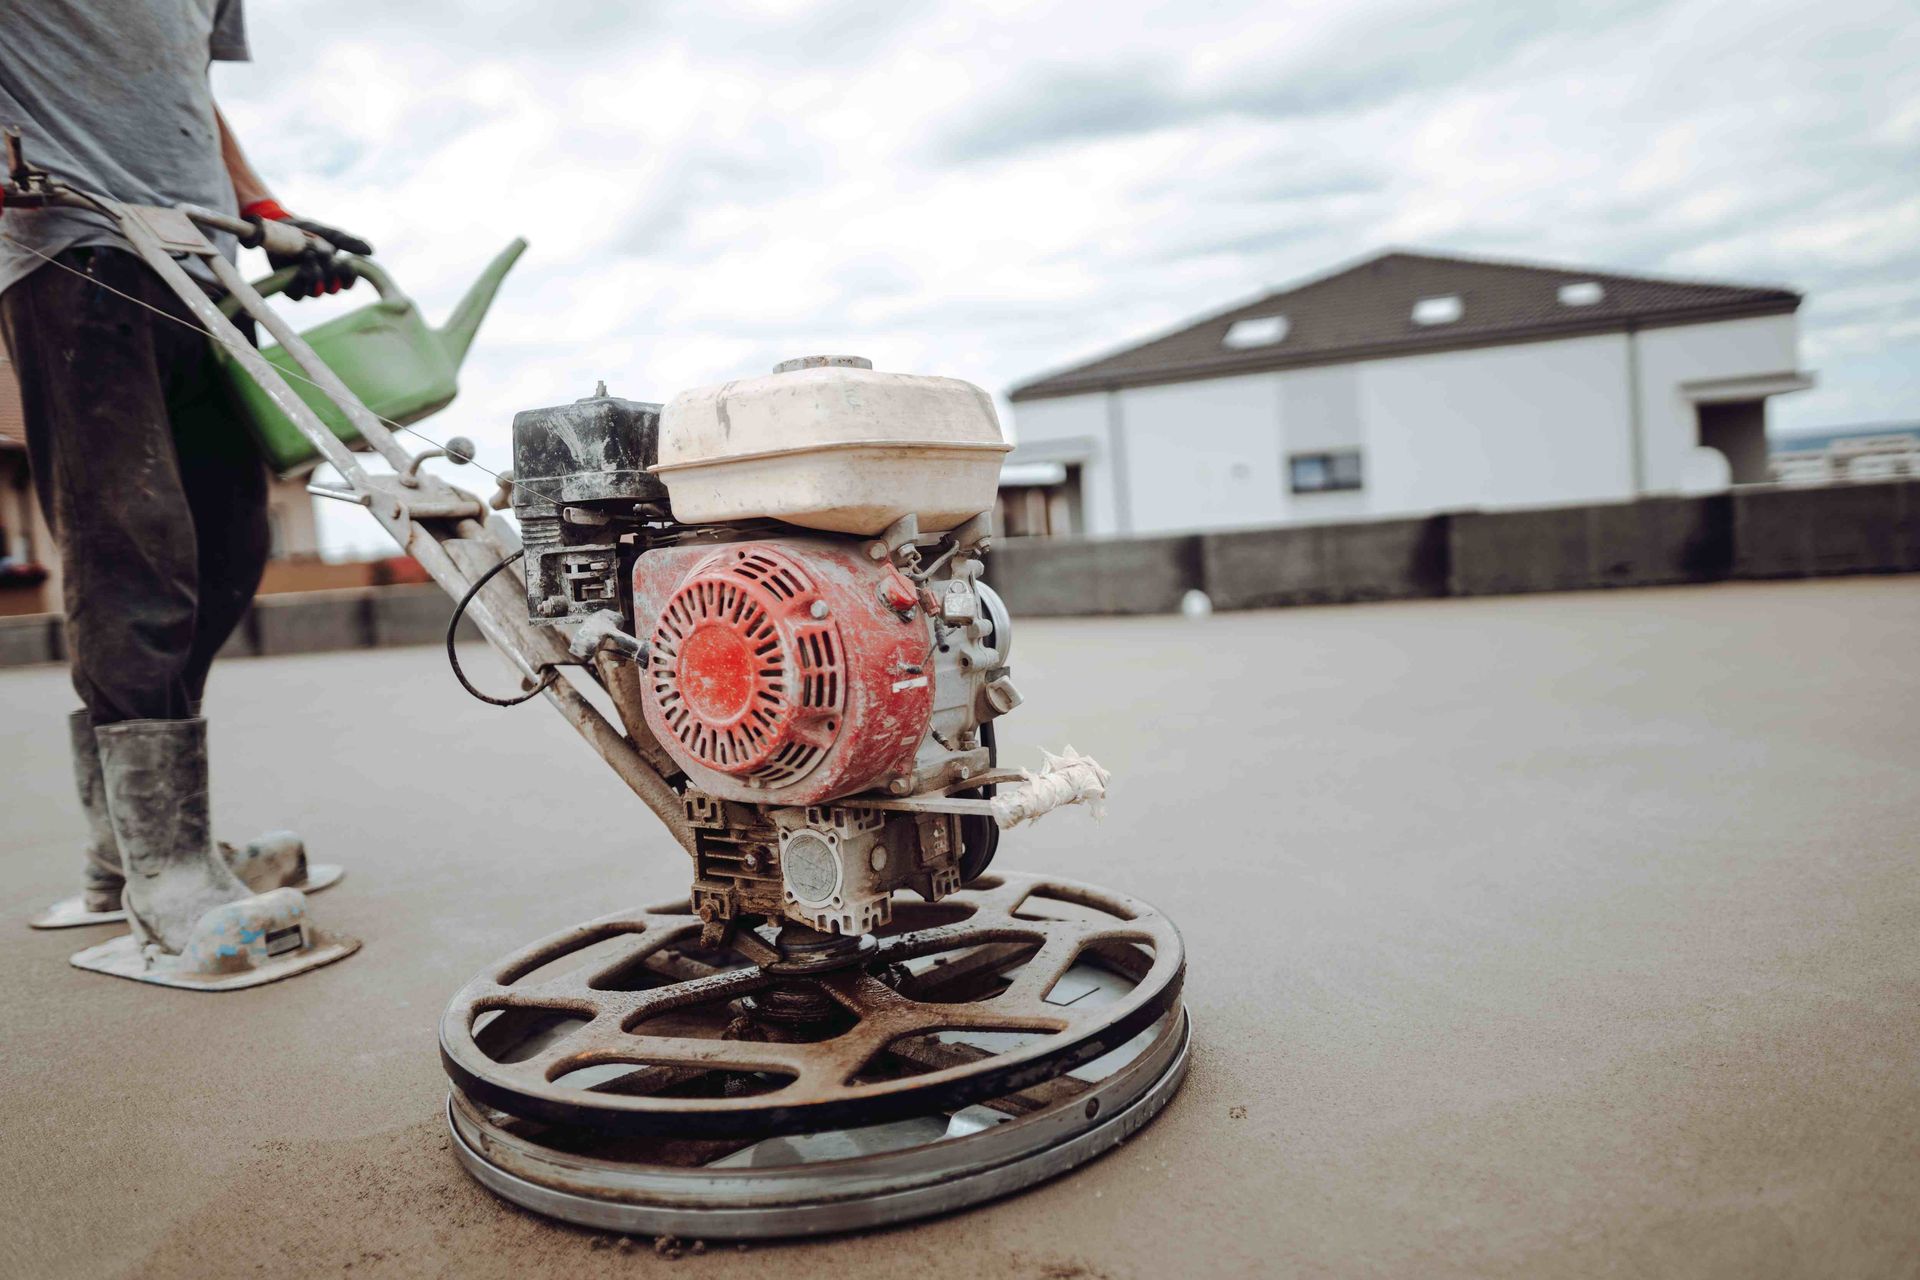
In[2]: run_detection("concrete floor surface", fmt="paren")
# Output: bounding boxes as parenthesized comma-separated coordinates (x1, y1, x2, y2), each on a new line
(1, 577, 1916, 1279)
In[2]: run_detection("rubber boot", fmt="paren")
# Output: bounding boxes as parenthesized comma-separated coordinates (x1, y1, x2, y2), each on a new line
(94, 718, 254, 953)
(69, 711, 128, 912)
(72, 712, 311, 898)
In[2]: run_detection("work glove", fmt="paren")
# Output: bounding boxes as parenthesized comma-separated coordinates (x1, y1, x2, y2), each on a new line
(240, 198, 374, 299)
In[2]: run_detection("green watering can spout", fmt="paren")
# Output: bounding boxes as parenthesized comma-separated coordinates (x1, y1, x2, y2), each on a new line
(436, 237, 528, 368)
(204, 235, 530, 475)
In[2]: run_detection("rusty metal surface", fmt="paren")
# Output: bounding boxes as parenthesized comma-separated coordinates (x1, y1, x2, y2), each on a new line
(439, 871, 1184, 1138)
(444, 1008, 1188, 1237)
(444, 1008, 1189, 1237)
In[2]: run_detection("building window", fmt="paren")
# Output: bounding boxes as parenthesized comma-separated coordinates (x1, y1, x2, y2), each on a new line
(1411, 294, 1462, 325)
(1223, 315, 1289, 348)
(1288, 449, 1363, 494)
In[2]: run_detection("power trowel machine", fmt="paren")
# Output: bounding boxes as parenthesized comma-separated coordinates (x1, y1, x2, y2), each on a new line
(4, 140, 1189, 1237)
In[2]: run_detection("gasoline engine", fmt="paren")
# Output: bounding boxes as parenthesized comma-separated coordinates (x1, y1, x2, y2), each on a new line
(507, 355, 1037, 937)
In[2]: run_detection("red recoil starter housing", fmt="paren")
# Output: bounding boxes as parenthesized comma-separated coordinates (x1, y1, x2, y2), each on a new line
(629, 539, 935, 807)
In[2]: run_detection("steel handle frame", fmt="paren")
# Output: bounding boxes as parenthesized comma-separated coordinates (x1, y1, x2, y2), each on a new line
(82, 191, 695, 853)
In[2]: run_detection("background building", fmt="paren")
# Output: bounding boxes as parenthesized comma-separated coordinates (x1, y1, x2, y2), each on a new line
(1002, 251, 1813, 537)
(1769, 422, 1920, 484)
(0, 351, 53, 617)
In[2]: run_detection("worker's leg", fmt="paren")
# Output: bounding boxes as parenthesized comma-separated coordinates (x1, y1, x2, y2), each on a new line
(2, 249, 256, 950)
(0, 248, 207, 723)
(168, 315, 269, 703)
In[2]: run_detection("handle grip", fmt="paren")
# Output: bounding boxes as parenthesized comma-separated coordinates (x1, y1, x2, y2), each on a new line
(252, 217, 310, 257)
(217, 254, 396, 318)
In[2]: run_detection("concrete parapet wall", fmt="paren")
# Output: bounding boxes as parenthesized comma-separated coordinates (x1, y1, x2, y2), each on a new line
(2, 481, 1917, 668)
(1731, 481, 1920, 578)
(371, 585, 481, 648)
(1203, 516, 1448, 610)
(0, 583, 476, 670)
(0, 613, 61, 667)
(982, 478, 1918, 618)
(252, 588, 377, 657)
(984, 534, 1201, 616)
(1447, 495, 1732, 597)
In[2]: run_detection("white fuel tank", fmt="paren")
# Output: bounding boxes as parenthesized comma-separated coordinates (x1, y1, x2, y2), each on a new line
(653, 356, 1012, 535)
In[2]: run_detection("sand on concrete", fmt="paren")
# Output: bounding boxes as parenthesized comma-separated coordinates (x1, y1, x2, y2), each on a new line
(2, 576, 1916, 1279)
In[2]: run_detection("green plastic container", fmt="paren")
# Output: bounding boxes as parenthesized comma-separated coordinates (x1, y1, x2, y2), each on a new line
(212, 238, 527, 475)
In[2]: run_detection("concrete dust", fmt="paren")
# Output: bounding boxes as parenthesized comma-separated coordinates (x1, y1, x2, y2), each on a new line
(1, 576, 1917, 1278)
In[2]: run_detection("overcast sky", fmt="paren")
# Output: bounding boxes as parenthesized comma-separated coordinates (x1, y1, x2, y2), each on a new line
(209, 0, 1919, 556)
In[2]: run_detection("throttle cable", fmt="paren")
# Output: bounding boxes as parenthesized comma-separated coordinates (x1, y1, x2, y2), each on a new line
(445, 549, 559, 707)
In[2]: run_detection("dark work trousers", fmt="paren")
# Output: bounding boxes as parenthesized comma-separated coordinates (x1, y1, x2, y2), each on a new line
(0, 246, 268, 725)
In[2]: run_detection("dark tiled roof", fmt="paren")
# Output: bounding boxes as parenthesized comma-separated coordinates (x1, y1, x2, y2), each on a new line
(1009, 250, 1801, 401)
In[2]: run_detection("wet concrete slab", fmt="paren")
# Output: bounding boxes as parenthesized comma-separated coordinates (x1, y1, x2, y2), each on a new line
(2, 576, 1916, 1278)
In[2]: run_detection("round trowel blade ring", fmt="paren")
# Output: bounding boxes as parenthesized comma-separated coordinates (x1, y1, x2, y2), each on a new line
(438, 872, 1186, 1139)
(446, 1007, 1189, 1239)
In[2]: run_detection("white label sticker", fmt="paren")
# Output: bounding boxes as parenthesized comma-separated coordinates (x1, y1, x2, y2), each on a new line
(891, 675, 930, 692)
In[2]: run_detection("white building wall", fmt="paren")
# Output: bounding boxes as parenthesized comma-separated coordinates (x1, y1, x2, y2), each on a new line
(1115, 374, 1284, 534)
(1356, 333, 1634, 516)
(1006, 313, 1804, 534)
(1634, 314, 1802, 492)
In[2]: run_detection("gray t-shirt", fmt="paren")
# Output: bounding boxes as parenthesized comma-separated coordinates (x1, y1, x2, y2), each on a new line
(0, 0, 250, 297)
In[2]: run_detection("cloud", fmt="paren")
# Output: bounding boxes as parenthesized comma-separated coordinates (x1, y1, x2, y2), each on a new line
(929, 0, 1672, 163)
(191, 0, 1918, 555)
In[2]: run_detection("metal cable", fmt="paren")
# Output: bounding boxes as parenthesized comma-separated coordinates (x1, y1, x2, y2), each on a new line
(444, 548, 558, 707)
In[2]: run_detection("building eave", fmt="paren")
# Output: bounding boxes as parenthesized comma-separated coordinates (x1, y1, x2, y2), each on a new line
(1008, 297, 1802, 403)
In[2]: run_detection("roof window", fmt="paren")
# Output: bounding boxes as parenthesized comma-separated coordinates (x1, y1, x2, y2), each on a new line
(1558, 281, 1605, 306)
(1411, 295, 1462, 326)
(1222, 315, 1289, 348)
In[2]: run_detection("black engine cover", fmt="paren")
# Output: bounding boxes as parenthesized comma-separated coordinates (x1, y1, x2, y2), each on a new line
(510, 393, 666, 511)
(511, 392, 664, 624)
